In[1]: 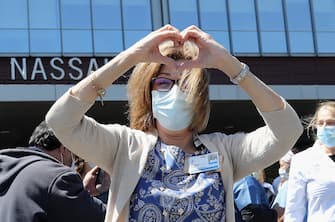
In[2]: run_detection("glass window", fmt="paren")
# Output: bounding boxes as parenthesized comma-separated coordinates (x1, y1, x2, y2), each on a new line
(232, 32, 259, 54)
(207, 31, 231, 53)
(62, 30, 92, 54)
(92, 0, 122, 29)
(257, 0, 287, 54)
(260, 32, 287, 54)
(257, 0, 285, 31)
(288, 32, 315, 54)
(94, 30, 123, 54)
(285, 0, 314, 54)
(124, 30, 149, 49)
(199, 0, 228, 30)
(285, 0, 312, 31)
(0, 0, 28, 28)
(169, 0, 198, 30)
(0, 30, 29, 53)
(61, 0, 91, 29)
(229, 0, 259, 54)
(229, 0, 257, 31)
(30, 30, 61, 54)
(122, 0, 152, 29)
(312, 0, 335, 31)
(29, 0, 60, 29)
(316, 33, 335, 54)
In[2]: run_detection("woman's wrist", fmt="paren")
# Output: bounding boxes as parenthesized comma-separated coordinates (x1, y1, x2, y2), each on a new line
(217, 56, 244, 79)
(229, 63, 250, 84)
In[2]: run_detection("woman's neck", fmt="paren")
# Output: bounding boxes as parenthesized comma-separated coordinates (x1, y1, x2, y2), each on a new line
(157, 125, 196, 153)
(320, 142, 335, 155)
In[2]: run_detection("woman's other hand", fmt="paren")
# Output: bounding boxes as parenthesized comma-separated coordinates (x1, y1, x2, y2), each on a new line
(128, 24, 183, 68)
(180, 25, 242, 78)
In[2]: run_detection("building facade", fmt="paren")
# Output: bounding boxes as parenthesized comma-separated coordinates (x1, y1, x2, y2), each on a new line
(0, 0, 335, 148)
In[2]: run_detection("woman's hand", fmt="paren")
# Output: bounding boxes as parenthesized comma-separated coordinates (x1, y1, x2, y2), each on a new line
(127, 24, 183, 68)
(180, 25, 241, 78)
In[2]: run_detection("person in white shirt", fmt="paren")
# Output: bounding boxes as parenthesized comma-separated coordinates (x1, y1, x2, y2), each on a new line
(285, 101, 335, 222)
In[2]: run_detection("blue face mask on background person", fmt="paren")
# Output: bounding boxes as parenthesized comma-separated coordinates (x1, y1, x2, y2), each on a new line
(317, 125, 335, 148)
(152, 85, 192, 131)
(278, 168, 289, 179)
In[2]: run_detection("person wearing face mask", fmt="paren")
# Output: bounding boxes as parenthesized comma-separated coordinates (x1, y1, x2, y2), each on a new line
(271, 150, 299, 222)
(285, 101, 335, 222)
(0, 120, 106, 222)
(45, 25, 303, 222)
(272, 149, 295, 195)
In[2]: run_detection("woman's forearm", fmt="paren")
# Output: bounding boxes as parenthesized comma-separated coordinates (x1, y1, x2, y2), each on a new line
(219, 56, 284, 112)
(71, 50, 137, 103)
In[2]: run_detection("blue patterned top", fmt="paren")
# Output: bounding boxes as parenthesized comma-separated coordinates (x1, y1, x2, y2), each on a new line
(129, 138, 226, 222)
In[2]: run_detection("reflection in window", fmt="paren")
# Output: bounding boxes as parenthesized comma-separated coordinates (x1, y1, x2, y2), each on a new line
(312, 0, 335, 32)
(229, 0, 257, 31)
(62, 30, 92, 54)
(312, 0, 335, 54)
(285, 0, 312, 31)
(232, 31, 259, 54)
(92, 0, 122, 29)
(199, 0, 228, 30)
(169, 0, 198, 30)
(0, 30, 29, 53)
(30, 30, 61, 54)
(124, 30, 149, 49)
(229, 0, 259, 54)
(61, 0, 91, 29)
(123, 0, 152, 29)
(29, 0, 60, 29)
(0, 0, 27, 28)
(207, 31, 231, 53)
(288, 32, 314, 54)
(285, 0, 315, 54)
(257, 0, 285, 31)
(260, 32, 287, 54)
(316, 33, 335, 54)
(94, 30, 123, 54)
(257, 0, 287, 54)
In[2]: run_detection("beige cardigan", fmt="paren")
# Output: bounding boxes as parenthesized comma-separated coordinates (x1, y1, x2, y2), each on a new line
(46, 92, 303, 222)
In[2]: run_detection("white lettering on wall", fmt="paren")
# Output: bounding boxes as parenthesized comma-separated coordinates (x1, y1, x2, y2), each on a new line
(11, 58, 27, 80)
(31, 58, 47, 80)
(50, 57, 65, 80)
(7, 57, 112, 82)
(87, 58, 99, 75)
(69, 58, 83, 80)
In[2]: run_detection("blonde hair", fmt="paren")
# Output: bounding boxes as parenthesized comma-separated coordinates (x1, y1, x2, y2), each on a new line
(305, 101, 335, 137)
(127, 40, 210, 133)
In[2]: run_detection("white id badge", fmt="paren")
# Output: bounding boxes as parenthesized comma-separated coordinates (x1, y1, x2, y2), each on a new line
(185, 152, 221, 174)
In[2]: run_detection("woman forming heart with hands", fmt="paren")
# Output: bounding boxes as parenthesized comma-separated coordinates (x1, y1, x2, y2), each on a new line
(46, 25, 303, 222)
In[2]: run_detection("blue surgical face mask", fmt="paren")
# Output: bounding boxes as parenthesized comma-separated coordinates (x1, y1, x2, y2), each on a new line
(152, 85, 192, 131)
(278, 168, 289, 179)
(317, 126, 335, 148)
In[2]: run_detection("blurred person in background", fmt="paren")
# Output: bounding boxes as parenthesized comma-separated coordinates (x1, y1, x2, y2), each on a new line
(271, 149, 299, 222)
(285, 101, 335, 221)
(252, 169, 276, 205)
(234, 175, 277, 222)
(0, 121, 106, 222)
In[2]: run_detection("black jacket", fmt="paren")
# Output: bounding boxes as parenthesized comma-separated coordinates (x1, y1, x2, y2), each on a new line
(0, 148, 106, 222)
